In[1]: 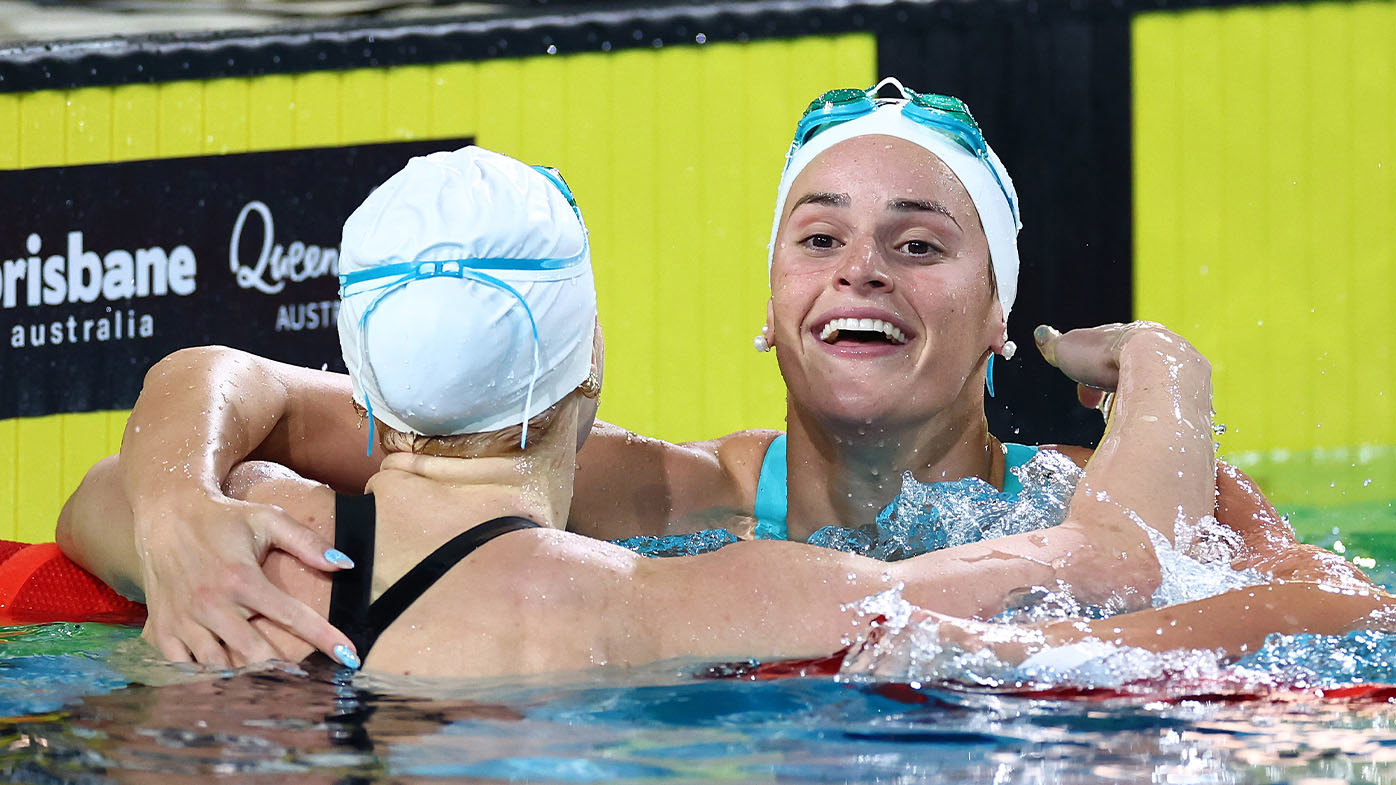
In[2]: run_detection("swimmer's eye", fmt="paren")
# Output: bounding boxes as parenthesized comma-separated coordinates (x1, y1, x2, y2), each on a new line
(900, 239, 946, 259)
(800, 234, 842, 252)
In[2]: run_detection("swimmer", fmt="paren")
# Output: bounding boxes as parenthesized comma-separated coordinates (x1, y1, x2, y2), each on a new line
(58, 80, 1363, 667)
(60, 147, 1386, 676)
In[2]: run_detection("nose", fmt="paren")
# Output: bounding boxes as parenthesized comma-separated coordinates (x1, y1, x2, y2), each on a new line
(834, 242, 892, 294)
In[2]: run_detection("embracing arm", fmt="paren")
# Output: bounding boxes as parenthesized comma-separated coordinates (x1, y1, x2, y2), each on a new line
(1042, 581, 1393, 657)
(121, 345, 381, 497)
(567, 423, 776, 539)
(879, 325, 1215, 618)
(623, 537, 1390, 670)
(58, 345, 373, 666)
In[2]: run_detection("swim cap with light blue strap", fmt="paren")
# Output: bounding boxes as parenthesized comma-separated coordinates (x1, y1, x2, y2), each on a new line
(337, 146, 597, 452)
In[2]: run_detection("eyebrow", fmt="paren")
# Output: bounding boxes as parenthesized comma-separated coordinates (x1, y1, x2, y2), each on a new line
(888, 198, 960, 228)
(790, 192, 851, 210)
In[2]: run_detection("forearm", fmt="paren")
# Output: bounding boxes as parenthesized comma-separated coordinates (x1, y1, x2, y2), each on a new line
(1044, 582, 1393, 657)
(1041, 330, 1216, 600)
(1077, 330, 1215, 545)
(636, 539, 1063, 661)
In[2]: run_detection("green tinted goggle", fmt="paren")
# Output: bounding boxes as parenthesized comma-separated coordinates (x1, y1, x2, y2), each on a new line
(788, 80, 1017, 219)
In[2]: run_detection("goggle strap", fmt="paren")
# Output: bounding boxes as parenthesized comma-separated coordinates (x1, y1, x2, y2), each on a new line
(870, 76, 911, 100)
(532, 165, 584, 226)
(345, 264, 543, 455)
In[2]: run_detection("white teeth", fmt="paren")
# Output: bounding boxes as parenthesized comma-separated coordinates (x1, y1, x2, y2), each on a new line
(817, 317, 907, 344)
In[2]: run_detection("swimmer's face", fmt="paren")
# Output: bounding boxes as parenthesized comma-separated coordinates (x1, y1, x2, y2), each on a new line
(768, 135, 1004, 429)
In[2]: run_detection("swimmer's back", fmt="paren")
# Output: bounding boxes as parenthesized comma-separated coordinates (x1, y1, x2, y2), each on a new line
(236, 463, 630, 677)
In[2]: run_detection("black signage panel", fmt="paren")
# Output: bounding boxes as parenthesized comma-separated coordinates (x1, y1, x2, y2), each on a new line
(1, 138, 472, 419)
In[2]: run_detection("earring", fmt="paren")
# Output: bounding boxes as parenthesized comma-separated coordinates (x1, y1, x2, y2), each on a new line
(753, 326, 772, 353)
(986, 336, 1016, 398)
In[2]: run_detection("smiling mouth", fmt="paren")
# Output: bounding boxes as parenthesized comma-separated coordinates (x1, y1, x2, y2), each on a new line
(817, 317, 908, 346)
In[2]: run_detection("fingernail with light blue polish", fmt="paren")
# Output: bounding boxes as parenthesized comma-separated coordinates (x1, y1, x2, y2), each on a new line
(1033, 325, 1052, 345)
(334, 644, 361, 670)
(325, 549, 355, 569)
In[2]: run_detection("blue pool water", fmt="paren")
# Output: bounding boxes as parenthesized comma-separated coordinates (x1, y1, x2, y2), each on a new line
(3, 620, 1396, 782)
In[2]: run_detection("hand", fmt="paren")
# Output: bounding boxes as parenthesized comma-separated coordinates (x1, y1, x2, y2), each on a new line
(1032, 321, 1203, 411)
(839, 608, 1052, 679)
(134, 489, 357, 669)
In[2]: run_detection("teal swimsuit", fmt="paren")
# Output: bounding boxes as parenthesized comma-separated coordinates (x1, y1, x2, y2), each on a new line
(751, 434, 1040, 540)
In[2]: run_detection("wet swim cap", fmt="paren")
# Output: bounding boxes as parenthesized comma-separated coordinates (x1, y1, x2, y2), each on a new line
(768, 85, 1022, 320)
(338, 146, 596, 443)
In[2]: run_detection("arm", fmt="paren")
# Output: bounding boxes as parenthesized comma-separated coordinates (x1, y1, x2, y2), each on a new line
(883, 325, 1215, 617)
(1213, 462, 1376, 587)
(833, 579, 1394, 683)
(570, 523, 1375, 668)
(1045, 581, 1392, 657)
(1048, 386, 1370, 589)
(60, 345, 373, 666)
(567, 423, 776, 539)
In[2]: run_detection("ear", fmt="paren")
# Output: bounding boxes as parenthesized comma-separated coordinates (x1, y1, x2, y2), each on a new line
(763, 298, 777, 348)
(986, 298, 1008, 354)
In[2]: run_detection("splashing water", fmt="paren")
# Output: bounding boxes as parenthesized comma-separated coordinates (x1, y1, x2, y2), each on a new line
(835, 587, 1396, 693)
(611, 528, 738, 558)
(809, 449, 1084, 560)
(1145, 514, 1267, 607)
(615, 448, 1269, 617)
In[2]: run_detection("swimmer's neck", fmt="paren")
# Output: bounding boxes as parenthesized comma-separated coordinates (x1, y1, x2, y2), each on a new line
(366, 432, 577, 533)
(783, 398, 1002, 542)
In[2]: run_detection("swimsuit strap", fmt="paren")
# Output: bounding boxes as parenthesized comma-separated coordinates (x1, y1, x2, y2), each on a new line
(329, 494, 542, 662)
(330, 493, 379, 657)
(748, 436, 1040, 542)
(1001, 442, 1039, 497)
(358, 514, 541, 660)
(751, 434, 788, 540)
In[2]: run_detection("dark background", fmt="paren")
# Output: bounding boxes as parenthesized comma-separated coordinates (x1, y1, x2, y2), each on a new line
(0, 138, 469, 419)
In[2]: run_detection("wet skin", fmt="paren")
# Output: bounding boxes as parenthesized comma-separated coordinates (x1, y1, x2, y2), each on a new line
(768, 134, 1006, 434)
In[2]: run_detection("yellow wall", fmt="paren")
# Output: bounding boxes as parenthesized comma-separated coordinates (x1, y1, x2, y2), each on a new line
(0, 34, 878, 541)
(1133, 1, 1395, 506)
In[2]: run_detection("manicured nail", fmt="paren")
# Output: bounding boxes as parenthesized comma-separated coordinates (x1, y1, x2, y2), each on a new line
(334, 644, 361, 670)
(324, 549, 355, 569)
(1033, 325, 1053, 345)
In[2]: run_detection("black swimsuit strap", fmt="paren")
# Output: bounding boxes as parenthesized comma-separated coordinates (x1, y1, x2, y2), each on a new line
(330, 494, 378, 656)
(357, 515, 540, 657)
(329, 493, 541, 662)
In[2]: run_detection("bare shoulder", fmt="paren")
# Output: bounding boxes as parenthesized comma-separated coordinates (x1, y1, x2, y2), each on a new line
(709, 428, 783, 505)
(1036, 443, 1093, 469)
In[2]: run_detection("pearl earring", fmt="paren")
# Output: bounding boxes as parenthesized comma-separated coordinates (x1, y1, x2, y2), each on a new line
(754, 324, 774, 353)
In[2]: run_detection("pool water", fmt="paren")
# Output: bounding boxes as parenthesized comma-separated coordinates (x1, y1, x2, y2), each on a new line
(3, 624, 1396, 783)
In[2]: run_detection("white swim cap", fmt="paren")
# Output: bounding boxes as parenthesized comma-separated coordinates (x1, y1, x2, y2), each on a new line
(337, 146, 596, 448)
(768, 79, 1022, 320)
